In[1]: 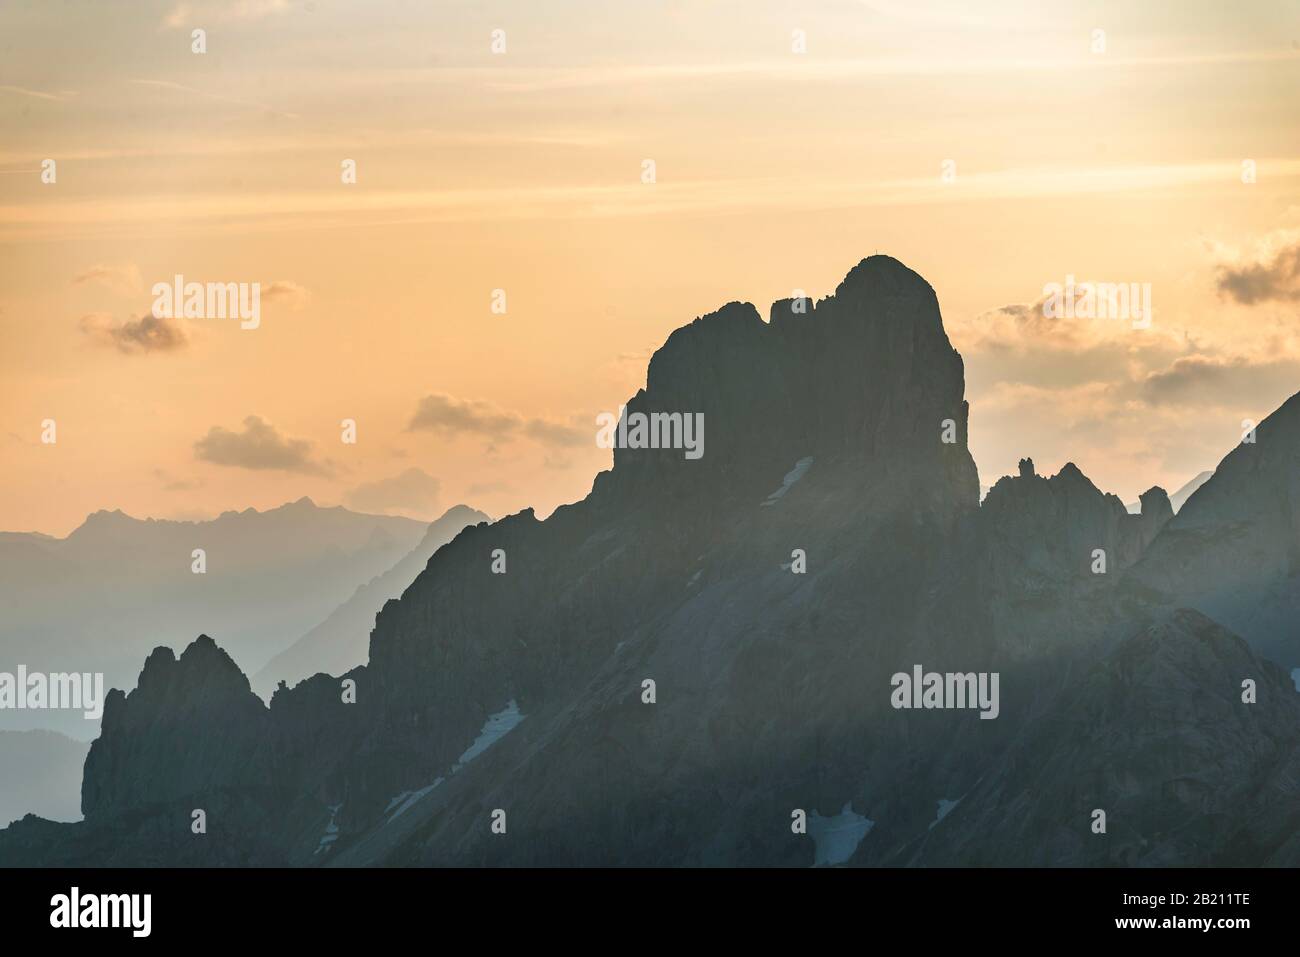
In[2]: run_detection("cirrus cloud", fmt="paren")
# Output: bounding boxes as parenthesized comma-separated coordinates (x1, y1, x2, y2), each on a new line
(72, 263, 143, 295)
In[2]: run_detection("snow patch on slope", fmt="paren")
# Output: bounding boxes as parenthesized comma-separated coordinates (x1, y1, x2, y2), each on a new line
(808, 802, 874, 866)
(453, 699, 525, 772)
(386, 780, 443, 822)
(761, 457, 813, 507)
(314, 803, 343, 854)
(383, 700, 527, 826)
(929, 798, 960, 830)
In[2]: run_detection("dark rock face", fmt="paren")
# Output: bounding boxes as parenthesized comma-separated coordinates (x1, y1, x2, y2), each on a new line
(970, 463, 1170, 662)
(5, 254, 1299, 868)
(1128, 394, 1300, 674)
(338, 254, 982, 833)
(83, 636, 273, 820)
(907, 610, 1300, 867)
(1136, 486, 1174, 543)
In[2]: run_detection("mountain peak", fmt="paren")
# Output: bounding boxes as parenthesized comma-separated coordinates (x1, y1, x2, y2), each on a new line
(81, 507, 134, 525)
(836, 254, 935, 299)
(1051, 461, 1097, 490)
(278, 496, 318, 511)
(63, 508, 141, 543)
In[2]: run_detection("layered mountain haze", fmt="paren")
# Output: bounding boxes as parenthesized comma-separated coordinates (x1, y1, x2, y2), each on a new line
(0, 731, 88, 827)
(3, 255, 1297, 868)
(1127, 395, 1300, 676)
(252, 504, 491, 697)
(0, 498, 431, 736)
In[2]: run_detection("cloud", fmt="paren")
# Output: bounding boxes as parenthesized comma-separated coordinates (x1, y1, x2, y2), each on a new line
(959, 291, 1300, 413)
(194, 415, 331, 475)
(0, 85, 77, 102)
(262, 280, 310, 309)
(954, 285, 1177, 354)
(950, 289, 1187, 398)
(80, 312, 190, 354)
(1215, 236, 1300, 304)
(345, 468, 441, 517)
(19, 160, 1300, 245)
(1139, 354, 1300, 408)
(130, 78, 299, 120)
(72, 263, 143, 295)
(407, 393, 587, 448)
(523, 419, 588, 447)
(162, 0, 289, 29)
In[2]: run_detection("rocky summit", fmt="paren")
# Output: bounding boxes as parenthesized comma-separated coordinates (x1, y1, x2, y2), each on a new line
(4, 255, 1298, 868)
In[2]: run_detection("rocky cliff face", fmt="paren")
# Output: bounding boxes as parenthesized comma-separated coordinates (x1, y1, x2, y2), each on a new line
(294, 255, 984, 837)
(972, 461, 1173, 661)
(83, 636, 272, 819)
(1127, 393, 1300, 674)
(906, 609, 1300, 866)
(3, 254, 1297, 868)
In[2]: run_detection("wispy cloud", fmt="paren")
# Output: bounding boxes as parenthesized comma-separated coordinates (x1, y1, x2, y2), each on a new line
(194, 415, 331, 475)
(72, 263, 144, 295)
(408, 393, 587, 449)
(262, 280, 310, 309)
(79, 312, 191, 354)
(0, 84, 77, 102)
(162, 0, 290, 29)
(425, 49, 1300, 94)
(8, 159, 1299, 242)
(130, 78, 299, 120)
(0, 128, 610, 167)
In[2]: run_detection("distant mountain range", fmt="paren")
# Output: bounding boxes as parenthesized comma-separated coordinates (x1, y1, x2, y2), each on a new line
(252, 504, 490, 697)
(0, 731, 87, 827)
(0, 499, 498, 737)
(4, 255, 1297, 867)
(0, 499, 485, 825)
(0, 498, 433, 738)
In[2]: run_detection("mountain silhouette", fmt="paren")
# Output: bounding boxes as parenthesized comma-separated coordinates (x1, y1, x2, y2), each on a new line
(0, 498, 430, 739)
(3, 255, 1297, 867)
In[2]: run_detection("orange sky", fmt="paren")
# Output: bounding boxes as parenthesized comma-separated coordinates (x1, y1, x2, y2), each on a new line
(3, 0, 1299, 534)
